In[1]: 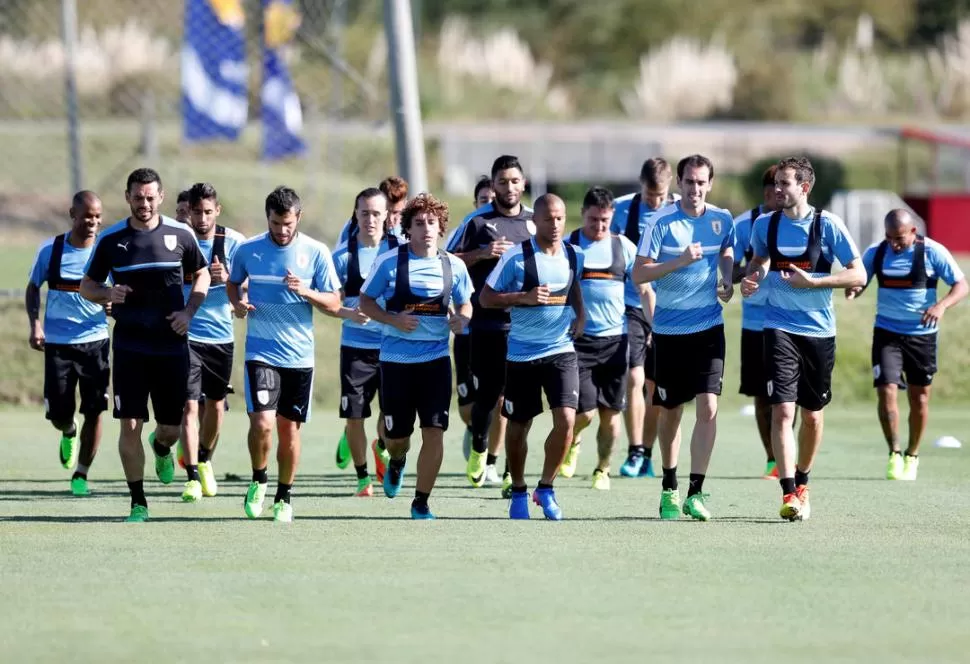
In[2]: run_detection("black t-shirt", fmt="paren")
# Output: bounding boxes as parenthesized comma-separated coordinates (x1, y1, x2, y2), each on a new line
(86, 216, 207, 354)
(452, 207, 534, 331)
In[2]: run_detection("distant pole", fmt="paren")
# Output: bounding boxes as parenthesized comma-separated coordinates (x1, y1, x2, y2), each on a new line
(60, 0, 82, 194)
(383, 0, 428, 193)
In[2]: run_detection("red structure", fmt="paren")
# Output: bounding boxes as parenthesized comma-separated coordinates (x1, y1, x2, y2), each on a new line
(898, 127, 970, 252)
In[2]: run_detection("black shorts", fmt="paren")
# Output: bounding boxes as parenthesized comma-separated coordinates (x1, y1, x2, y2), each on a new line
(187, 341, 234, 402)
(470, 328, 509, 401)
(872, 327, 937, 388)
(244, 361, 314, 423)
(339, 346, 381, 419)
(575, 334, 628, 413)
(452, 333, 476, 407)
(112, 346, 189, 426)
(652, 325, 725, 408)
(44, 340, 110, 423)
(502, 352, 580, 423)
(625, 306, 654, 380)
(380, 357, 452, 438)
(739, 329, 767, 398)
(764, 328, 835, 411)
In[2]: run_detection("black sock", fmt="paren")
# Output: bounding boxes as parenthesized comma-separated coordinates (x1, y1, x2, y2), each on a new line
(152, 439, 170, 458)
(389, 456, 406, 470)
(537, 481, 554, 491)
(128, 480, 147, 507)
(72, 470, 87, 480)
(252, 467, 268, 484)
(794, 468, 810, 487)
(413, 490, 430, 507)
(661, 466, 677, 491)
(198, 446, 211, 463)
(486, 453, 498, 466)
(780, 477, 796, 494)
(354, 463, 369, 480)
(64, 423, 77, 438)
(890, 450, 902, 457)
(504, 459, 510, 474)
(472, 433, 487, 454)
(512, 484, 528, 494)
(687, 473, 705, 497)
(905, 452, 918, 458)
(628, 445, 645, 457)
(275, 483, 292, 504)
(643, 446, 653, 459)
(186, 464, 200, 481)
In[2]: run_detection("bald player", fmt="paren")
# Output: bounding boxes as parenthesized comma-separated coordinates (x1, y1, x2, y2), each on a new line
(847, 209, 967, 481)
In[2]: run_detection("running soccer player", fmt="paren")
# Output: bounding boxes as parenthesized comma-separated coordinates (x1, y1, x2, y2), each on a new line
(611, 158, 680, 480)
(337, 176, 409, 245)
(732, 165, 782, 479)
(565, 187, 637, 489)
(228, 186, 342, 522)
(180, 182, 247, 498)
(846, 209, 967, 480)
(451, 155, 535, 489)
(80, 168, 210, 522)
(26, 191, 109, 496)
(633, 154, 735, 521)
(331, 188, 401, 496)
(175, 190, 191, 224)
(742, 156, 865, 521)
(480, 193, 585, 520)
(359, 193, 474, 520)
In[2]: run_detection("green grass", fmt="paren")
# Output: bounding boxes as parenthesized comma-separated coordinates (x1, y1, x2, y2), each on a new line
(1, 406, 969, 662)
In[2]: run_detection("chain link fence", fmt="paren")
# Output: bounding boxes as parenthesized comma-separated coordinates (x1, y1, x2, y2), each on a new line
(0, 0, 395, 241)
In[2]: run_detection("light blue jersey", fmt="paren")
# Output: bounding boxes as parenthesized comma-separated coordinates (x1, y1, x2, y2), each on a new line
(613, 193, 680, 308)
(733, 206, 769, 331)
(228, 232, 341, 369)
(750, 208, 860, 338)
(361, 247, 473, 363)
(331, 235, 401, 350)
(338, 217, 406, 246)
(641, 202, 735, 335)
(185, 227, 247, 345)
(568, 230, 636, 337)
(862, 237, 964, 336)
(29, 233, 109, 345)
(486, 238, 584, 361)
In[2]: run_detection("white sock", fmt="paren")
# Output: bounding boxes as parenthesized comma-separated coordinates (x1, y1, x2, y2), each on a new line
(75, 463, 89, 476)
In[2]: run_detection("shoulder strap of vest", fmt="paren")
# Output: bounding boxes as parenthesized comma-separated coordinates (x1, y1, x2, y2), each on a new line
(625, 194, 642, 243)
(212, 225, 227, 263)
(521, 239, 538, 292)
(439, 250, 453, 312)
(767, 210, 782, 254)
(564, 242, 578, 305)
(48, 233, 67, 284)
(386, 233, 400, 249)
(872, 239, 888, 281)
(568, 229, 580, 246)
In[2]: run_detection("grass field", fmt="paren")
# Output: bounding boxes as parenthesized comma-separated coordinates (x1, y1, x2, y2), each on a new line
(2, 406, 969, 662)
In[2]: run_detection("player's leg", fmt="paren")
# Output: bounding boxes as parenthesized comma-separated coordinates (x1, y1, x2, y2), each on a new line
(765, 328, 802, 519)
(501, 358, 541, 519)
(900, 332, 937, 480)
(72, 340, 110, 496)
(44, 344, 80, 471)
(411, 357, 452, 519)
(484, 403, 507, 486)
(340, 347, 379, 496)
(181, 343, 204, 495)
(270, 366, 313, 521)
(741, 329, 775, 477)
(534, 352, 579, 520)
(197, 342, 233, 471)
(379, 361, 416, 499)
(790, 335, 836, 520)
(565, 336, 598, 478)
(243, 361, 281, 518)
(682, 326, 725, 521)
(651, 332, 690, 519)
(467, 329, 508, 483)
(147, 350, 196, 501)
(873, 328, 905, 479)
(621, 308, 648, 476)
(454, 332, 474, 432)
(591, 336, 628, 490)
(112, 348, 152, 521)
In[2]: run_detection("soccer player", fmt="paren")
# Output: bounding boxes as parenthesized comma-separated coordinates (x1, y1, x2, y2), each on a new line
(331, 188, 400, 496)
(611, 158, 680, 480)
(846, 209, 967, 480)
(337, 176, 409, 245)
(26, 191, 109, 496)
(742, 156, 865, 521)
(480, 193, 585, 520)
(451, 155, 535, 489)
(732, 165, 782, 479)
(228, 186, 342, 522)
(358, 193, 473, 519)
(565, 187, 637, 489)
(80, 168, 210, 522)
(175, 190, 191, 225)
(180, 182, 247, 498)
(633, 154, 735, 521)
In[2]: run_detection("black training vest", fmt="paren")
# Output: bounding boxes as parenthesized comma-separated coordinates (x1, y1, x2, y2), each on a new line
(520, 239, 578, 306)
(185, 225, 226, 284)
(345, 234, 400, 297)
(744, 206, 760, 263)
(568, 230, 625, 281)
(873, 237, 937, 290)
(767, 210, 832, 274)
(47, 233, 81, 292)
(384, 245, 452, 316)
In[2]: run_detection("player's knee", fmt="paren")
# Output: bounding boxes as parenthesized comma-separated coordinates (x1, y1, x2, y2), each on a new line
(800, 409, 823, 431)
(155, 424, 180, 444)
(50, 418, 74, 433)
(628, 367, 645, 390)
(771, 403, 796, 424)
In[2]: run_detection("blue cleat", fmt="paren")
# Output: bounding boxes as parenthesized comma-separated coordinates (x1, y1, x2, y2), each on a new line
(639, 457, 656, 478)
(410, 502, 435, 520)
(620, 452, 644, 477)
(532, 487, 563, 521)
(509, 491, 531, 519)
(383, 460, 405, 498)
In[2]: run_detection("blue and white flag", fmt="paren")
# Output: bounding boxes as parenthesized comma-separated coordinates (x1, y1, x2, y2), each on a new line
(261, 0, 306, 160)
(181, 0, 249, 142)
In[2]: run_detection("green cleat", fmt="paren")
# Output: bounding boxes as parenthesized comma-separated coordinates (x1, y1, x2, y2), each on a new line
(244, 481, 268, 519)
(886, 452, 904, 480)
(181, 479, 203, 502)
(70, 475, 90, 496)
(591, 468, 611, 491)
(59, 418, 79, 470)
(901, 455, 919, 481)
(559, 440, 581, 478)
(126, 505, 149, 522)
(500, 471, 513, 499)
(198, 461, 218, 497)
(335, 429, 350, 469)
(682, 493, 711, 521)
(659, 488, 681, 520)
(148, 432, 175, 485)
(273, 500, 293, 522)
(466, 450, 486, 487)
